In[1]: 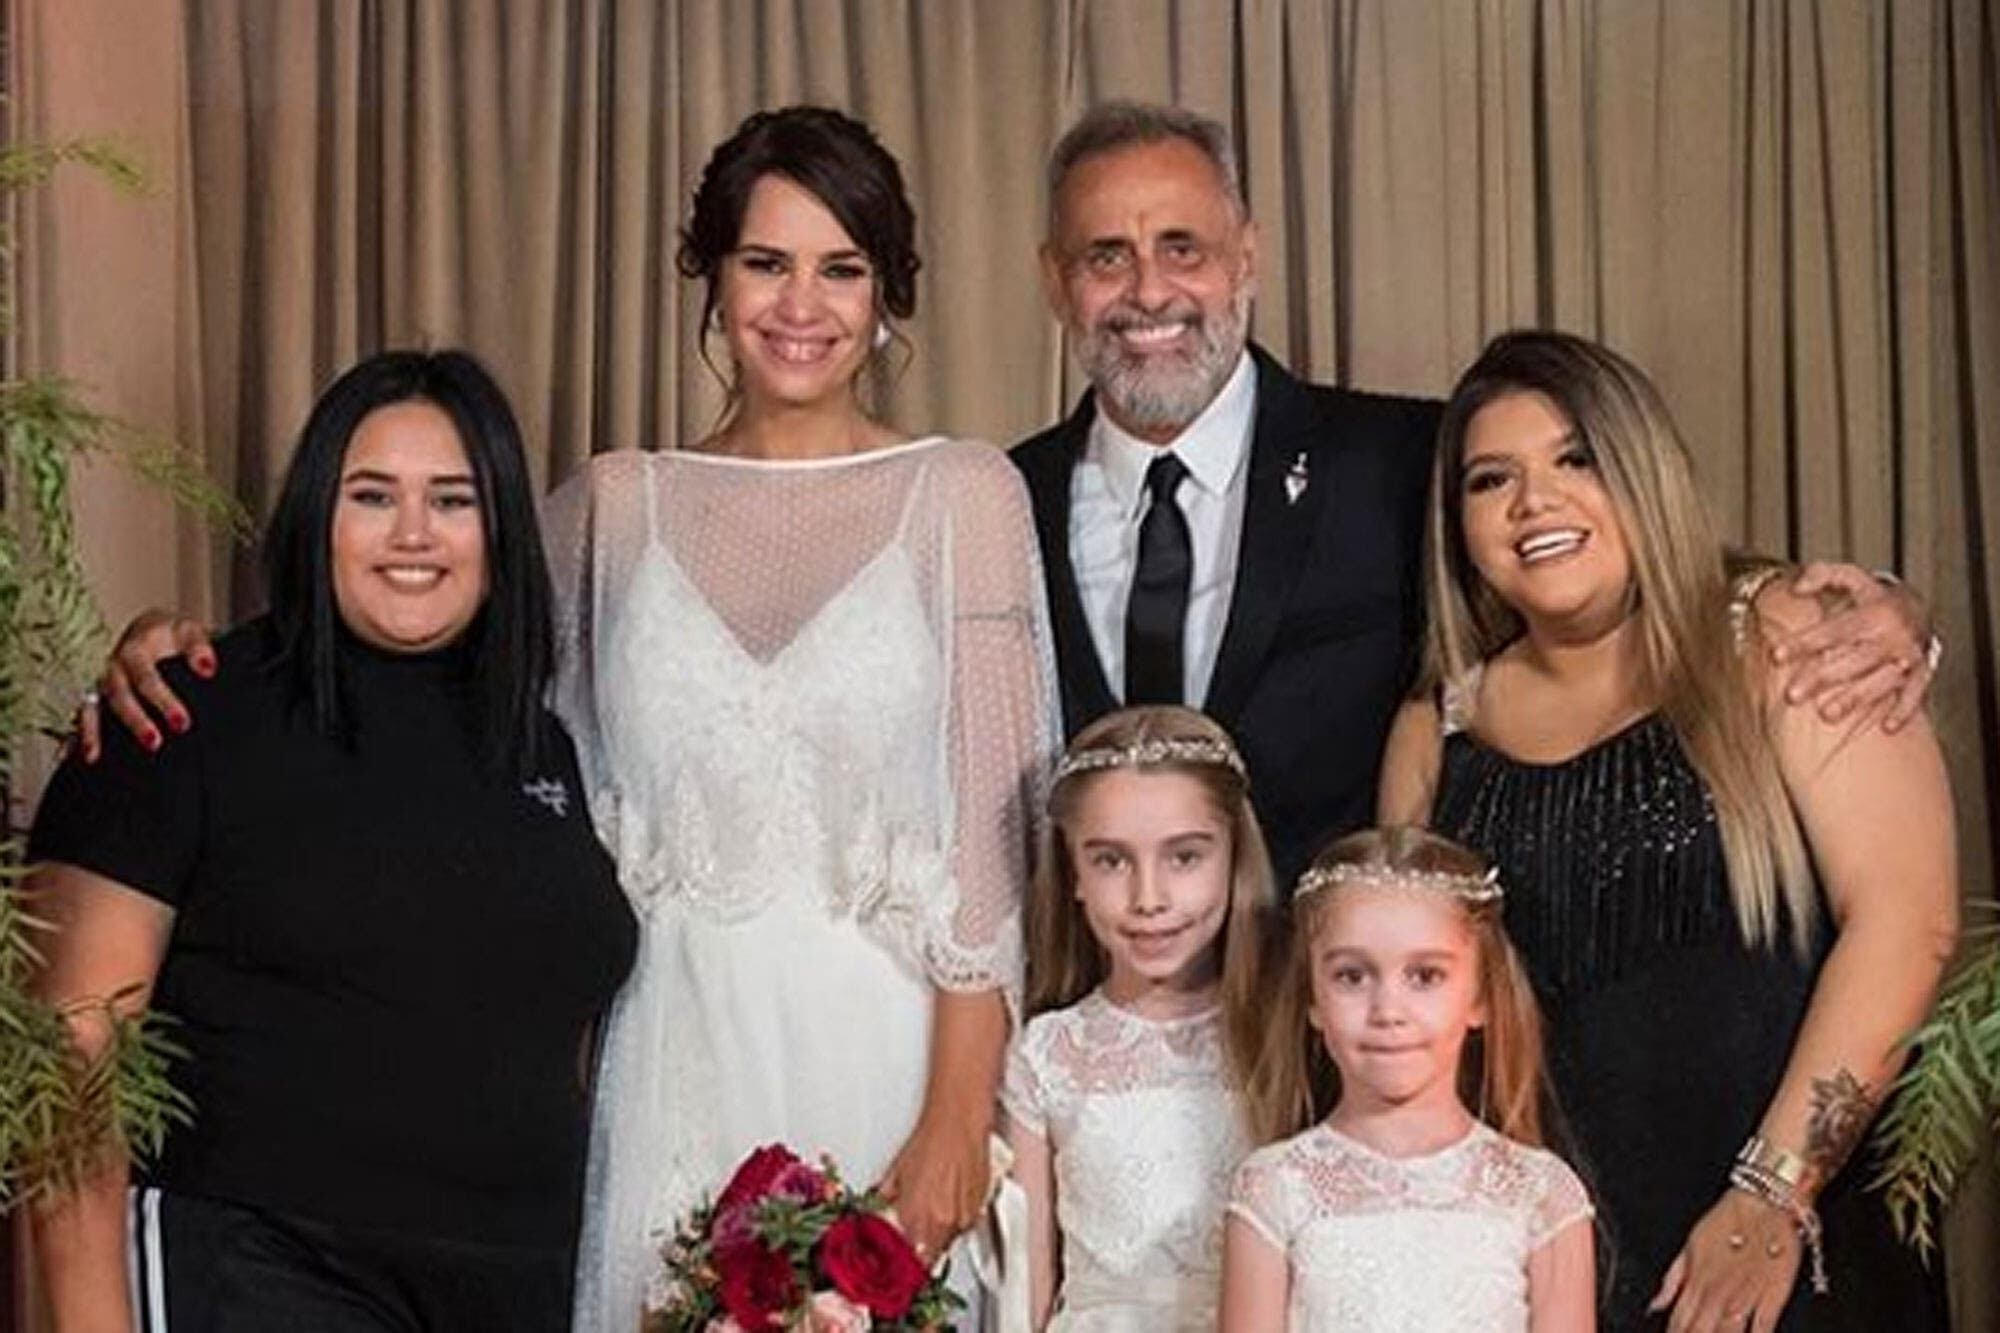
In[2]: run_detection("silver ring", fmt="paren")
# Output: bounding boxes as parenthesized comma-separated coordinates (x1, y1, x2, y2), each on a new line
(79, 688, 101, 709)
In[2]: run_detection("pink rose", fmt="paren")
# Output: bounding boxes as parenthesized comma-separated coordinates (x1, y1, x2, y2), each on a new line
(805, 1291, 873, 1332)
(716, 1145, 808, 1217)
(769, 1159, 833, 1205)
(712, 1146, 827, 1249)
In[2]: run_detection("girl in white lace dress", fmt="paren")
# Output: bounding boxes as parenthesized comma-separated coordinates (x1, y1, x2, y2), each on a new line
(547, 108, 1057, 1330)
(998, 707, 1279, 1331)
(1222, 827, 1595, 1332)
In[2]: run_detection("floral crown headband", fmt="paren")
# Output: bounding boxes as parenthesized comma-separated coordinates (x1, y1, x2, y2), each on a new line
(1049, 735, 1248, 788)
(1293, 861, 1504, 904)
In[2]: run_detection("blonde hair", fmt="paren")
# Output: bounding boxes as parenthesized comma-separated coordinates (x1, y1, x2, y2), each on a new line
(1026, 706, 1279, 1095)
(1423, 330, 1815, 954)
(1242, 827, 1551, 1147)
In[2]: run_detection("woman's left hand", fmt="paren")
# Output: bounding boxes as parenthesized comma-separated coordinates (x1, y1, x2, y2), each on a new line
(877, 1109, 991, 1265)
(1649, 1189, 1802, 1332)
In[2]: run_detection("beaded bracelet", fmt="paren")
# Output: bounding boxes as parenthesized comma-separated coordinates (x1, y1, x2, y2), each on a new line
(1728, 1161, 1831, 1295)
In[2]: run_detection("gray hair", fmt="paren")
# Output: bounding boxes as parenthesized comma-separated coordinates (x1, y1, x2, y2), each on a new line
(1045, 100, 1245, 228)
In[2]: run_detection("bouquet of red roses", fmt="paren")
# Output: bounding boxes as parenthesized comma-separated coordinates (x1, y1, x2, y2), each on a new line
(644, 1143, 961, 1332)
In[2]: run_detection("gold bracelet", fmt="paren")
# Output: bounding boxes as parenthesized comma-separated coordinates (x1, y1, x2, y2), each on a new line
(1736, 1134, 1810, 1192)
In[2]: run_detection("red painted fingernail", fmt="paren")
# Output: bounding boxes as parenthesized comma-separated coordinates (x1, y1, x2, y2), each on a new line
(167, 710, 189, 733)
(194, 653, 216, 676)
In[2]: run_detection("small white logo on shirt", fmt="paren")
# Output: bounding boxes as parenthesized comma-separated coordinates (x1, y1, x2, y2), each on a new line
(522, 777, 570, 816)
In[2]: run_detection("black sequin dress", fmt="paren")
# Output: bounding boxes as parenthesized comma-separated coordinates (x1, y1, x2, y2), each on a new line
(1434, 712, 1947, 1330)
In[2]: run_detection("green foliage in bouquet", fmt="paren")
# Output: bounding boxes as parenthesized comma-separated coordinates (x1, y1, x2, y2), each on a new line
(0, 135, 248, 1208)
(1872, 903, 2000, 1261)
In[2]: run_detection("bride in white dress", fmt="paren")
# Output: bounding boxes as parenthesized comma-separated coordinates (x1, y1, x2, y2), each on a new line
(548, 108, 1056, 1329)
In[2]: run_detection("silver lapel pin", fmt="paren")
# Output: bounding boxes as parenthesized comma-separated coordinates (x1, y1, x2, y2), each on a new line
(1284, 452, 1310, 505)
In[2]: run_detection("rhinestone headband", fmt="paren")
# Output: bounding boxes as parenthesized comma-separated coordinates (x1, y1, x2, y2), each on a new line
(1293, 862, 1504, 904)
(1050, 736, 1247, 786)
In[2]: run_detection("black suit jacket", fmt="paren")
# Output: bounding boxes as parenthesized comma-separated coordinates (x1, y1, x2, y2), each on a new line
(1011, 345, 1441, 886)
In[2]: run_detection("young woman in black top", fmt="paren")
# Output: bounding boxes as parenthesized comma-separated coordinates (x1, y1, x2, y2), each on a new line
(28, 350, 637, 1332)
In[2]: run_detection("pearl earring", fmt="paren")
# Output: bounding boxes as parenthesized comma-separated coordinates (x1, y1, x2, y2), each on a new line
(873, 321, 892, 351)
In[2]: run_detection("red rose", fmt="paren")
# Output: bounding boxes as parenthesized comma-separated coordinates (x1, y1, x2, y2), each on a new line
(818, 1213, 929, 1320)
(716, 1145, 808, 1217)
(714, 1240, 800, 1328)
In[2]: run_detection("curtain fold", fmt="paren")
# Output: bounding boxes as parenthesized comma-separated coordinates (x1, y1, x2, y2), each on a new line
(19, 1, 1998, 1322)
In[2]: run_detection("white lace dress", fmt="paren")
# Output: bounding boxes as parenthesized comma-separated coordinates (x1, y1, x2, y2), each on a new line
(545, 438, 1058, 1331)
(1228, 1121, 1592, 1332)
(1000, 991, 1248, 1331)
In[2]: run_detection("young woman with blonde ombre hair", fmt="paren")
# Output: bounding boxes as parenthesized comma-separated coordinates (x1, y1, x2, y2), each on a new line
(1380, 329, 1957, 1330)
(1000, 705, 1279, 1331)
(1221, 826, 1596, 1331)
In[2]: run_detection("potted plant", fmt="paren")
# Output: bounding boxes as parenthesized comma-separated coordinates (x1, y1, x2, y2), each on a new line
(1873, 908, 2000, 1261)
(0, 136, 246, 1218)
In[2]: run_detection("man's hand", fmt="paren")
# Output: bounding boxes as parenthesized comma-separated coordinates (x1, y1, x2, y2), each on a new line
(1763, 563, 1935, 732)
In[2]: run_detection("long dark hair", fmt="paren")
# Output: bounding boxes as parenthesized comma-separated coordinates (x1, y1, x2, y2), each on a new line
(262, 349, 553, 778)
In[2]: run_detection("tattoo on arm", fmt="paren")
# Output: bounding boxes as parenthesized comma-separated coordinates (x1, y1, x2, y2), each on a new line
(1805, 1068, 1875, 1179)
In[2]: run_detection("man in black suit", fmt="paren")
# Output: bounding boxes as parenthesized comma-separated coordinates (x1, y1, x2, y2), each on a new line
(1012, 102, 1439, 884)
(1011, 101, 1933, 887)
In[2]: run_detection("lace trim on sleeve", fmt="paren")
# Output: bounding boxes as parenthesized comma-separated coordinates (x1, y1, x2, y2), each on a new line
(924, 444, 1059, 1013)
(1527, 1152, 1596, 1250)
(1227, 1144, 1297, 1252)
(998, 1024, 1049, 1139)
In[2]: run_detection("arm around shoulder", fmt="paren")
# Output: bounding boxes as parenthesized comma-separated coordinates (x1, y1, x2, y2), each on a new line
(1752, 584, 1957, 948)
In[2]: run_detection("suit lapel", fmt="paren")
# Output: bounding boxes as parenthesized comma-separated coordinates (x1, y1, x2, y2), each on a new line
(1021, 399, 1118, 732)
(1203, 349, 1333, 727)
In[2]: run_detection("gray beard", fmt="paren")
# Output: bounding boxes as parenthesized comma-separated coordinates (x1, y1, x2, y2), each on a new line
(1081, 288, 1251, 436)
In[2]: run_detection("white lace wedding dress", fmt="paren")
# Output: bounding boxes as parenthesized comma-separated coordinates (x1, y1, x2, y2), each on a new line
(1227, 1120, 1593, 1331)
(545, 438, 1058, 1331)
(999, 991, 1248, 1331)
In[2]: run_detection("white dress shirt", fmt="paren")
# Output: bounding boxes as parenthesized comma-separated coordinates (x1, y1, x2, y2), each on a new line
(1069, 351, 1257, 707)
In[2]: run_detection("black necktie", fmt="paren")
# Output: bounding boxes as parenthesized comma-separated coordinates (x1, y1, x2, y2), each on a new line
(1125, 452, 1192, 705)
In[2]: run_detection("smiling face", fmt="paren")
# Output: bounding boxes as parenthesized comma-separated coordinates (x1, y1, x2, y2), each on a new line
(716, 173, 881, 414)
(1458, 389, 1635, 635)
(1307, 885, 1486, 1117)
(1066, 768, 1234, 1007)
(1042, 137, 1256, 442)
(331, 400, 488, 654)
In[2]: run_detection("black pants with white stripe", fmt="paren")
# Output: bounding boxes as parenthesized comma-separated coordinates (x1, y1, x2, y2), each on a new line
(129, 1189, 574, 1332)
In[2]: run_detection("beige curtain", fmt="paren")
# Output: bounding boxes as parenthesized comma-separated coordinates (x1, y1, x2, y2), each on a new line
(17, 0, 1998, 1325)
